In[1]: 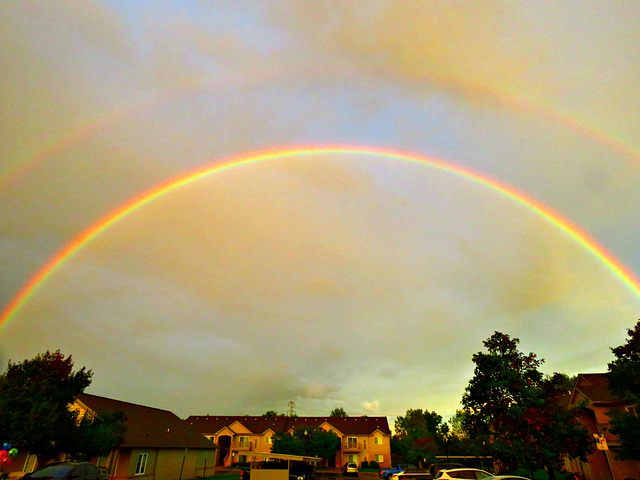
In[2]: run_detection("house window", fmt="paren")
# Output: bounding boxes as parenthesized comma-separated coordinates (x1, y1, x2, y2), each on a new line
(347, 437, 358, 448)
(266, 436, 273, 444)
(375, 455, 384, 463)
(239, 436, 249, 448)
(135, 453, 148, 475)
(374, 437, 383, 445)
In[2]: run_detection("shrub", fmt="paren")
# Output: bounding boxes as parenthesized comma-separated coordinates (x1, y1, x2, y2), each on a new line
(361, 461, 369, 469)
(369, 461, 379, 469)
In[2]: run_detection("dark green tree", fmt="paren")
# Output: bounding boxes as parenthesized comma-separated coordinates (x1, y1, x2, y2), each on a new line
(272, 430, 306, 456)
(606, 320, 640, 460)
(69, 410, 127, 461)
(263, 411, 282, 417)
(306, 427, 341, 462)
(329, 407, 348, 417)
(393, 409, 445, 465)
(272, 427, 340, 465)
(0, 350, 124, 466)
(461, 332, 592, 479)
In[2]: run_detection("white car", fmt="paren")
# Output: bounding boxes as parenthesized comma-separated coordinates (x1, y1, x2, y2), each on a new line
(343, 463, 359, 477)
(436, 469, 493, 480)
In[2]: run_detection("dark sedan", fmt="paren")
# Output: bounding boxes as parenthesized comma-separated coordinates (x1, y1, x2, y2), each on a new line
(23, 462, 107, 480)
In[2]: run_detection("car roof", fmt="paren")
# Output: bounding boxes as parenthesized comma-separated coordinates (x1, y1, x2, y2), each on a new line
(443, 469, 488, 472)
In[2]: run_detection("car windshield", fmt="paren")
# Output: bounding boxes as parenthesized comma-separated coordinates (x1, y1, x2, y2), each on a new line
(29, 465, 76, 479)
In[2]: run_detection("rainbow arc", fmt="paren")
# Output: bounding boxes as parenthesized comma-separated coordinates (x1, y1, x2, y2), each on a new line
(2, 145, 639, 328)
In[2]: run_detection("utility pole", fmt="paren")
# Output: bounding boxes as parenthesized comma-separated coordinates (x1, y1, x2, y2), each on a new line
(288, 401, 295, 416)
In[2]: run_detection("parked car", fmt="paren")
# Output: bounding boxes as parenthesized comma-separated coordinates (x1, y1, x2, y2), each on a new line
(380, 465, 417, 479)
(343, 462, 359, 477)
(429, 464, 466, 479)
(435, 469, 493, 480)
(390, 467, 430, 480)
(22, 463, 107, 480)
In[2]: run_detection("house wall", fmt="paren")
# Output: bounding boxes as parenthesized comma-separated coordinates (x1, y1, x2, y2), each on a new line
(336, 432, 389, 468)
(109, 448, 213, 480)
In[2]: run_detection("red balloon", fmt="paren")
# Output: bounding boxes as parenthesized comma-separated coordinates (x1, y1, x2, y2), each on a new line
(0, 450, 7, 459)
(1, 457, 11, 465)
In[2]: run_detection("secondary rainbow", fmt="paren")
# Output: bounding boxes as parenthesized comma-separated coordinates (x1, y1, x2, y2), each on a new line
(2, 145, 640, 328)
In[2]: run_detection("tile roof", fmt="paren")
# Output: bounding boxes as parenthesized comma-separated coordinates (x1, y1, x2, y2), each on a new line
(185, 415, 391, 436)
(77, 393, 217, 450)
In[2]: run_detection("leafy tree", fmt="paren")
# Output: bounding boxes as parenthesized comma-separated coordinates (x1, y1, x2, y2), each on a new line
(272, 430, 306, 456)
(306, 427, 341, 462)
(272, 427, 340, 465)
(606, 320, 640, 459)
(330, 407, 348, 417)
(461, 332, 592, 479)
(263, 411, 282, 417)
(393, 409, 446, 466)
(608, 320, 640, 401)
(69, 410, 126, 461)
(0, 351, 124, 466)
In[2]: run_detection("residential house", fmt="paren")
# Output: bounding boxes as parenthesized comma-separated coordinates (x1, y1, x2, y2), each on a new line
(185, 415, 391, 468)
(565, 373, 640, 480)
(75, 394, 217, 480)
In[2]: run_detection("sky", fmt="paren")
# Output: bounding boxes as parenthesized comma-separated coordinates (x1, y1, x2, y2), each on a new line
(2, 1, 640, 425)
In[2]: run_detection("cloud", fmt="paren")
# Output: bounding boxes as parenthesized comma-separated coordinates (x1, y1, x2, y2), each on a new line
(363, 400, 380, 411)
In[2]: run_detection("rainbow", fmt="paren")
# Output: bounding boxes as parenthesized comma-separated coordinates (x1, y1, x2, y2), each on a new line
(3, 71, 640, 195)
(2, 145, 640, 328)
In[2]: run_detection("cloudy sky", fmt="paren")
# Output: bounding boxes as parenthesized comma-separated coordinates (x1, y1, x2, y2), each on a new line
(2, 1, 640, 423)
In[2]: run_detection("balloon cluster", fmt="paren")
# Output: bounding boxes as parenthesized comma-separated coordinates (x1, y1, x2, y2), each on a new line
(0, 444, 18, 466)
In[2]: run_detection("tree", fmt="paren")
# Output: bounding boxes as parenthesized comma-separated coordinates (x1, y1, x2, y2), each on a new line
(69, 409, 126, 461)
(608, 320, 640, 402)
(263, 411, 282, 417)
(606, 320, 640, 460)
(461, 332, 592, 479)
(0, 351, 124, 466)
(272, 427, 340, 465)
(272, 430, 306, 456)
(330, 407, 348, 417)
(393, 409, 445, 466)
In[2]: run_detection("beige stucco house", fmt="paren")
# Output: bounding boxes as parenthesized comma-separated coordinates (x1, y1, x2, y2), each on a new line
(185, 415, 391, 468)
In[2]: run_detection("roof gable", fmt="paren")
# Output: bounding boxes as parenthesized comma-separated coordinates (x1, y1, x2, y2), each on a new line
(571, 373, 627, 406)
(229, 421, 252, 434)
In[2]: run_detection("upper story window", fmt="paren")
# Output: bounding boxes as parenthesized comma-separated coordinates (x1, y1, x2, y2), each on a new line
(374, 436, 383, 445)
(347, 437, 358, 448)
(238, 436, 250, 447)
(266, 436, 273, 444)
